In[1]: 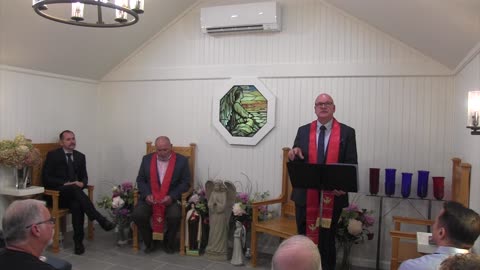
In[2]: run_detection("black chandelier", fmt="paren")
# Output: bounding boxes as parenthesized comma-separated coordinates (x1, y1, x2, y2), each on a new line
(32, 0, 144, 28)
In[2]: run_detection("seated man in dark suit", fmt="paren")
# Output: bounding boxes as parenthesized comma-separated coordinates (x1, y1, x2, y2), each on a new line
(0, 199, 57, 270)
(42, 130, 115, 255)
(132, 136, 191, 254)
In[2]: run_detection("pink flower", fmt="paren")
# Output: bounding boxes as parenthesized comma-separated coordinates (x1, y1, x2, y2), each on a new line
(363, 214, 375, 226)
(232, 202, 246, 216)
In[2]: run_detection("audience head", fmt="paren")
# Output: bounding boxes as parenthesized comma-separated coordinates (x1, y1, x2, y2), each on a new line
(432, 201, 480, 249)
(271, 235, 322, 270)
(2, 199, 54, 256)
(154, 136, 172, 161)
(440, 253, 480, 270)
(59, 130, 76, 151)
(314, 93, 336, 124)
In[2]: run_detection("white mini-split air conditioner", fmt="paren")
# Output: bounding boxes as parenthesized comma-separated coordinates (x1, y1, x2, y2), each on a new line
(200, 1, 281, 34)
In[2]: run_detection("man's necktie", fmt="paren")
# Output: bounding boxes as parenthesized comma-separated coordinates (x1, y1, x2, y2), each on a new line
(317, 125, 326, 164)
(66, 153, 75, 181)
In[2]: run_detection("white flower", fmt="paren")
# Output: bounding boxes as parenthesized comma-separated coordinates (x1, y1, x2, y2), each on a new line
(16, 145, 29, 154)
(347, 219, 363, 236)
(232, 202, 246, 216)
(188, 194, 199, 204)
(112, 196, 125, 209)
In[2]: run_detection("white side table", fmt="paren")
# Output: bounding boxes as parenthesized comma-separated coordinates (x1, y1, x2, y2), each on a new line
(0, 186, 45, 196)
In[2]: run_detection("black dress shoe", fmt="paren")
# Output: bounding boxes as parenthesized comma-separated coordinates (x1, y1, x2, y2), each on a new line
(144, 242, 155, 254)
(74, 242, 85, 255)
(98, 218, 116, 231)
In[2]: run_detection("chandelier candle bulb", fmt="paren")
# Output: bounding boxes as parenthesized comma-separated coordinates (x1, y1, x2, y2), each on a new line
(71, 2, 84, 21)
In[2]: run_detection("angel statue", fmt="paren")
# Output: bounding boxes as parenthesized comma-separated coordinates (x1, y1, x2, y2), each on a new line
(231, 220, 246, 265)
(205, 180, 236, 261)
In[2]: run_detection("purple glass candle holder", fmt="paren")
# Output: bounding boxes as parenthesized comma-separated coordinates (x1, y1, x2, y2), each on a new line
(369, 168, 380, 195)
(417, 170, 429, 198)
(401, 172, 413, 198)
(385, 168, 396, 196)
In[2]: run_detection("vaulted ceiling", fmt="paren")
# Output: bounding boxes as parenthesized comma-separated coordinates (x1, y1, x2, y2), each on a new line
(1, 0, 479, 80)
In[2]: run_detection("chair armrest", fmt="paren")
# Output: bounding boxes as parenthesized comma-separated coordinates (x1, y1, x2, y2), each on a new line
(181, 188, 193, 204)
(393, 216, 434, 228)
(251, 196, 286, 224)
(390, 230, 417, 240)
(44, 189, 61, 211)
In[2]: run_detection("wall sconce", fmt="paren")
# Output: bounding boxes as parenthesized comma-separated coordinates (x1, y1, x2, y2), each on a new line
(467, 90, 480, 135)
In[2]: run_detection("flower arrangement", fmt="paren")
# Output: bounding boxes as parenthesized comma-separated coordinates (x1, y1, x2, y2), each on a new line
(336, 203, 375, 245)
(97, 181, 135, 226)
(187, 185, 209, 217)
(0, 134, 41, 169)
(232, 191, 272, 230)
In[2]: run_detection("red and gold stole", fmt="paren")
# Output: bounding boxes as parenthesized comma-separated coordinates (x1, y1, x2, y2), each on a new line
(306, 118, 340, 244)
(150, 152, 176, 240)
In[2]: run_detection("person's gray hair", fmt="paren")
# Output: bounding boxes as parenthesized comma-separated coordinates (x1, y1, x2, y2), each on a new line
(2, 199, 45, 245)
(272, 235, 322, 270)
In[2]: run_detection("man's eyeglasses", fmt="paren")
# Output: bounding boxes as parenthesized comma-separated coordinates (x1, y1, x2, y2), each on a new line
(25, 217, 55, 229)
(315, 102, 334, 108)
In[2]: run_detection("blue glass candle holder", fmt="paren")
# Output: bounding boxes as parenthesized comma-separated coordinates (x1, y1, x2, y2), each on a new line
(385, 168, 396, 196)
(417, 170, 429, 198)
(401, 172, 413, 198)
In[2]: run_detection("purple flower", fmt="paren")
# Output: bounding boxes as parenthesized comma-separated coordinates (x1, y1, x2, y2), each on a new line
(363, 214, 375, 226)
(237, 192, 250, 204)
(345, 203, 359, 212)
(121, 182, 133, 192)
(118, 208, 130, 216)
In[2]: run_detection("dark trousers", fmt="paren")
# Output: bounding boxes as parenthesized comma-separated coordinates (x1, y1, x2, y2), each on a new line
(58, 185, 102, 243)
(131, 201, 182, 250)
(295, 204, 342, 270)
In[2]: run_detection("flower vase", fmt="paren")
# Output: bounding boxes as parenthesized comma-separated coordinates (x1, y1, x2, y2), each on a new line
(116, 223, 129, 246)
(13, 167, 30, 189)
(338, 242, 353, 270)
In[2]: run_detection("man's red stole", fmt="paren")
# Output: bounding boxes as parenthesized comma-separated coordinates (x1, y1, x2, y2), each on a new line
(306, 119, 340, 244)
(150, 152, 176, 240)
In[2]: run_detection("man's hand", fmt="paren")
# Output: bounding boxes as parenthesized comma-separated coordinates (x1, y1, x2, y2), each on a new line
(64, 181, 84, 188)
(288, 147, 304, 161)
(332, 189, 346, 196)
(146, 195, 155, 205)
(159, 195, 172, 206)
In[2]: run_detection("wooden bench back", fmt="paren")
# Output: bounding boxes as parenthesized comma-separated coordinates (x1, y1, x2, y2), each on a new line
(145, 141, 196, 193)
(31, 143, 59, 187)
(451, 158, 471, 207)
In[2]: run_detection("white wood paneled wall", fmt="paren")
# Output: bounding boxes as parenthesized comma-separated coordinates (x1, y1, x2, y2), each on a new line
(454, 53, 480, 253)
(99, 0, 458, 267)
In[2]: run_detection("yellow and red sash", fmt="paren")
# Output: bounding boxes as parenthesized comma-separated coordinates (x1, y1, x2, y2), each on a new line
(306, 119, 340, 244)
(150, 152, 176, 240)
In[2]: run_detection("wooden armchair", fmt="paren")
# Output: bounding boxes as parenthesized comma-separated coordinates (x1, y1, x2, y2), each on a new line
(250, 147, 297, 267)
(389, 157, 471, 269)
(31, 143, 94, 253)
(132, 142, 196, 255)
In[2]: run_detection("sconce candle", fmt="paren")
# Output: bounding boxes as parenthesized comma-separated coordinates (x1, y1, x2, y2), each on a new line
(401, 172, 413, 198)
(467, 90, 480, 134)
(369, 168, 380, 195)
(385, 168, 396, 196)
(417, 170, 429, 198)
(432, 177, 445, 200)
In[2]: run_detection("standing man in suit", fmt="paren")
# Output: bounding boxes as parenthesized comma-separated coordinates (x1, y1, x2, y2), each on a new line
(132, 136, 191, 254)
(288, 93, 357, 270)
(43, 130, 115, 255)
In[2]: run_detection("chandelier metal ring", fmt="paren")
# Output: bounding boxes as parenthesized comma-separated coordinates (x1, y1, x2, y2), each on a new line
(32, 0, 142, 28)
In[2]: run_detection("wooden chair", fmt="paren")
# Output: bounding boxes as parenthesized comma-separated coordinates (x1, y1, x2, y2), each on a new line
(132, 141, 196, 255)
(389, 157, 472, 269)
(31, 143, 94, 253)
(250, 147, 297, 267)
